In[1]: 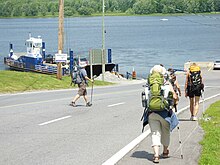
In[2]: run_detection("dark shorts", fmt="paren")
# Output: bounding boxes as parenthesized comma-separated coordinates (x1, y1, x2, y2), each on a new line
(187, 87, 202, 98)
(78, 83, 87, 96)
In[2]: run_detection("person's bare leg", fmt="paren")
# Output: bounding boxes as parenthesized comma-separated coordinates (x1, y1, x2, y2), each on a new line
(163, 145, 168, 154)
(162, 145, 169, 158)
(174, 104, 177, 112)
(189, 97, 194, 116)
(152, 145, 160, 156)
(152, 145, 160, 163)
(194, 96, 200, 116)
(72, 94, 80, 103)
(83, 95, 88, 104)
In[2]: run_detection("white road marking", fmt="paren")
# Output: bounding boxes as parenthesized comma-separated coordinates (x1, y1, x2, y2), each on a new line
(38, 115, 71, 126)
(0, 90, 139, 109)
(107, 102, 125, 107)
(102, 130, 151, 165)
(0, 97, 69, 109)
(102, 92, 220, 165)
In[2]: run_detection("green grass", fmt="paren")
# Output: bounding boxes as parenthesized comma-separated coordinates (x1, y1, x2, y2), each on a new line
(0, 70, 114, 93)
(199, 100, 220, 165)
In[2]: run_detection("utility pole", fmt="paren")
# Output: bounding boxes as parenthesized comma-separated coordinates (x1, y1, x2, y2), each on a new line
(102, 0, 105, 81)
(57, 0, 64, 79)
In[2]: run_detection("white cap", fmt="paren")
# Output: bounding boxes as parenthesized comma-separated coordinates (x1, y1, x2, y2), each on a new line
(79, 61, 87, 67)
(150, 65, 166, 75)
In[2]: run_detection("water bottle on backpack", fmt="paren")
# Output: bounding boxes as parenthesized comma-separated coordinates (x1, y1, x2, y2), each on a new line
(141, 84, 149, 108)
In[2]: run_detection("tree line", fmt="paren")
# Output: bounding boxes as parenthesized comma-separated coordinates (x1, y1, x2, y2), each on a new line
(0, 0, 220, 17)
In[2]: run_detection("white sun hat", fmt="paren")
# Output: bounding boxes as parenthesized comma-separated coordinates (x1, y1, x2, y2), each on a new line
(150, 65, 166, 75)
(79, 61, 87, 67)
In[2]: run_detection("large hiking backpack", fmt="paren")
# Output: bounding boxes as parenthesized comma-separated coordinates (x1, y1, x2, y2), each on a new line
(140, 72, 173, 132)
(71, 67, 84, 85)
(148, 72, 169, 111)
(189, 65, 202, 91)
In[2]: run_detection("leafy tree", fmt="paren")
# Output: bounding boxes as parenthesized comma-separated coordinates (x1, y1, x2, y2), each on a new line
(29, 3, 39, 16)
(118, 0, 136, 12)
(133, 0, 156, 14)
(125, 8, 135, 14)
(78, 6, 94, 15)
(106, 0, 120, 12)
(12, 5, 23, 16)
(175, 0, 187, 13)
(2, 1, 13, 17)
(39, 4, 48, 16)
(213, 0, 220, 11)
(89, 0, 101, 13)
(205, 0, 215, 12)
(48, 2, 58, 16)
(0, 0, 219, 17)
(64, 6, 74, 16)
(0, 3, 3, 16)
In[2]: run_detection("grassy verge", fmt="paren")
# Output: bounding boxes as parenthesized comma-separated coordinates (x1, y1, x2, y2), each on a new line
(0, 70, 114, 93)
(199, 100, 220, 165)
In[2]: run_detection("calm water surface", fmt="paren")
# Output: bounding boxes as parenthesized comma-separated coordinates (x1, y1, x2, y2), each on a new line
(0, 15, 220, 77)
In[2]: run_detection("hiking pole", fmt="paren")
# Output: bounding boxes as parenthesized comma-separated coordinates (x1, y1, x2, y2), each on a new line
(90, 75, 97, 105)
(202, 90, 205, 118)
(177, 125, 183, 159)
(90, 81, 94, 105)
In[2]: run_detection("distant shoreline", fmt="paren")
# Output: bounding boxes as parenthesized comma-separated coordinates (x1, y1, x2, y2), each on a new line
(0, 12, 220, 19)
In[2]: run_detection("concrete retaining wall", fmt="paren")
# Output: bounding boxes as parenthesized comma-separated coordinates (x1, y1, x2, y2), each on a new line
(184, 61, 214, 71)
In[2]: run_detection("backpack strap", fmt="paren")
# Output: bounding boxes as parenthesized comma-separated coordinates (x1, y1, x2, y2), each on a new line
(79, 69, 88, 85)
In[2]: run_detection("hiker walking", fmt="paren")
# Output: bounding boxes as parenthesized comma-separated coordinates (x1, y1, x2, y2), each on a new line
(147, 65, 178, 163)
(184, 63, 204, 121)
(168, 69, 181, 112)
(69, 61, 93, 107)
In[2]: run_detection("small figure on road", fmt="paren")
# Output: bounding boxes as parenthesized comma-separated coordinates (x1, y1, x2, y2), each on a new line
(184, 63, 204, 121)
(69, 61, 93, 107)
(168, 69, 181, 112)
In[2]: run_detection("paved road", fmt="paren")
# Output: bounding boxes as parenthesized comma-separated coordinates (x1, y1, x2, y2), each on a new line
(0, 70, 219, 165)
(0, 80, 146, 165)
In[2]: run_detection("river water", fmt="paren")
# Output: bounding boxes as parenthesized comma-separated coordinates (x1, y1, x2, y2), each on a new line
(0, 15, 220, 77)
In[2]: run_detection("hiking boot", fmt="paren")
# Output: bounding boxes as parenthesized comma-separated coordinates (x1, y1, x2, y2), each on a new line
(190, 116, 197, 121)
(69, 102, 76, 107)
(192, 116, 198, 121)
(86, 102, 92, 107)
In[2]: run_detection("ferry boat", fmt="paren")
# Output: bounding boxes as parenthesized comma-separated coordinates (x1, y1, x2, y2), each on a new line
(4, 34, 116, 77)
(4, 34, 62, 74)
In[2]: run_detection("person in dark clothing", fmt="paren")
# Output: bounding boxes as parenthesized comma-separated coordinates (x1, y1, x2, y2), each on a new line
(184, 63, 204, 121)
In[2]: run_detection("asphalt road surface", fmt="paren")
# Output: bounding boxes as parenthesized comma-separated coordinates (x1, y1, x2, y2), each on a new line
(0, 70, 219, 165)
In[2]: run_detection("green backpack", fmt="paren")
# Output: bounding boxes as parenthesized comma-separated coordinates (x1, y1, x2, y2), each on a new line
(148, 72, 169, 111)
